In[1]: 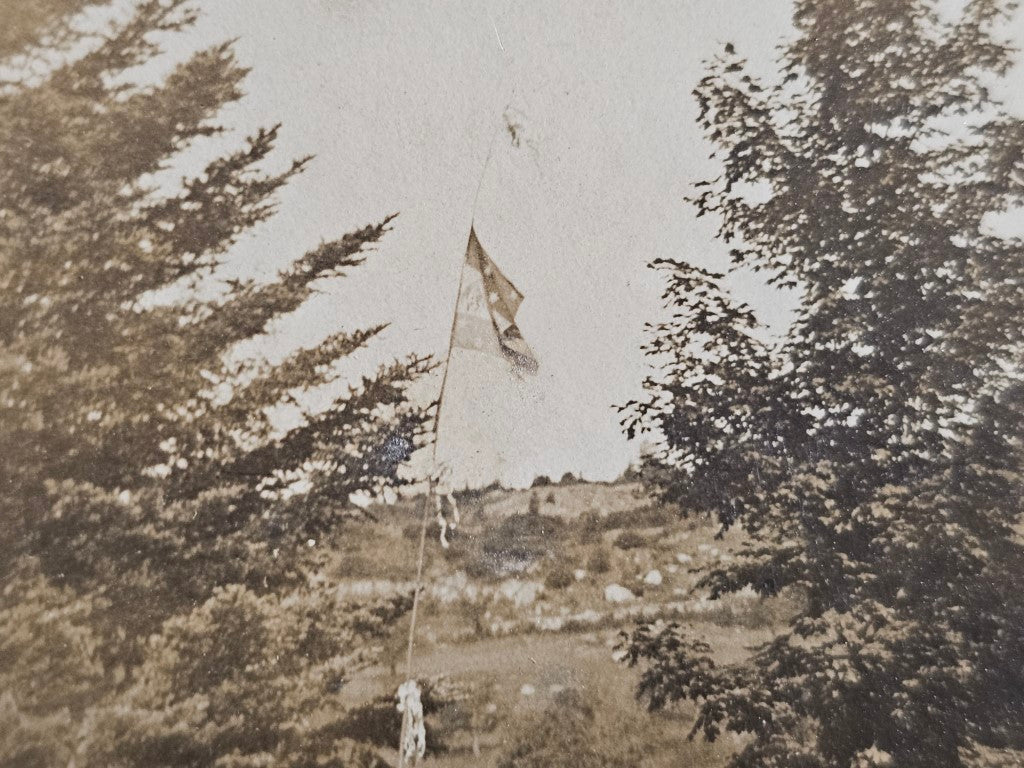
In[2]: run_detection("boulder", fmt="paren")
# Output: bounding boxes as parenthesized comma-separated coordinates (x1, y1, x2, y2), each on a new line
(644, 569, 663, 586)
(604, 583, 636, 603)
(495, 579, 543, 607)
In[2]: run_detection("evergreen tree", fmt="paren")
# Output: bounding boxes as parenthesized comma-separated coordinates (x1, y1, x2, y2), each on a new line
(0, 1, 430, 764)
(622, 1, 1024, 765)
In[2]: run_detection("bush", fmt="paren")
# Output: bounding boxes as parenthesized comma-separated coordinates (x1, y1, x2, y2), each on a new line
(402, 521, 425, 541)
(586, 548, 612, 574)
(576, 511, 603, 544)
(613, 530, 647, 550)
(531, 475, 552, 488)
(544, 562, 575, 590)
(545, 491, 557, 504)
(459, 513, 567, 578)
(528, 492, 540, 515)
(496, 688, 641, 768)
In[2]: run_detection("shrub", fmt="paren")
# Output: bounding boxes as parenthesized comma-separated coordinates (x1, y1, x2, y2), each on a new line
(469, 514, 567, 577)
(544, 562, 575, 590)
(496, 688, 641, 768)
(586, 548, 612, 574)
(613, 530, 647, 550)
(528, 492, 541, 515)
(576, 512, 603, 544)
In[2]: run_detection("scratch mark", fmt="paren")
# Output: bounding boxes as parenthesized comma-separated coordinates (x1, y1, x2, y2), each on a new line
(492, 20, 505, 51)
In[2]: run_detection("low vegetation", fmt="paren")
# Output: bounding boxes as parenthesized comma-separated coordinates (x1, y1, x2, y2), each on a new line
(328, 481, 787, 766)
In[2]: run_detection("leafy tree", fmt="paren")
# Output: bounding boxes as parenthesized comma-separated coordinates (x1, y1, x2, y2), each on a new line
(622, 1, 1024, 766)
(0, 0, 430, 764)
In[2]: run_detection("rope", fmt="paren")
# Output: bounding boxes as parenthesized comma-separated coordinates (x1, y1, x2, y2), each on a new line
(395, 93, 515, 768)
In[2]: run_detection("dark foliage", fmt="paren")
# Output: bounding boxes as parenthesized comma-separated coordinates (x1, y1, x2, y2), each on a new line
(613, 530, 649, 550)
(621, 1, 1024, 766)
(496, 688, 643, 768)
(0, 2, 431, 765)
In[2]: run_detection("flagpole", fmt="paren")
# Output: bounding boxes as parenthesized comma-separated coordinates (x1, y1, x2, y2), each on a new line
(395, 107, 509, 768)
(395, 245, 465, 764)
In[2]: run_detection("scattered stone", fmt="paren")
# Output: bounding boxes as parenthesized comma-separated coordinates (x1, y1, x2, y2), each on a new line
(644, 569, 663, 586)
(604, 583, 636, 603)
(571, 609, 603, 625)
(573, 568, 587, 581)
(537, 616, 566, 632)
(495, 579, 543, 607)
(431, 571, 470, 603)
(675, 553, 693, 564)
(666, 564, 679, 574)
(337, 579, 410, 600)
(520, 684, 536, 696)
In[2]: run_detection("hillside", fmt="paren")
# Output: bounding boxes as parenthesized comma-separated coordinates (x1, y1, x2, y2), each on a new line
(325, 480, 794, 767)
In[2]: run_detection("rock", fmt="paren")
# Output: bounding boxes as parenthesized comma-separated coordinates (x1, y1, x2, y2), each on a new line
(604, 583, 636, 603)
(666, 564, 679, 574)
(573, 568, 587, 581)
(675, 553, 693, 564)
(495, 579, 543, 607)
(536, 616, 565, 632)
(337, 579, 409, 600)
(644, 569, 663, 586)
(431, 571, 470, 603)
(520, 684, 536, 696)
(570, 609, 603, 625)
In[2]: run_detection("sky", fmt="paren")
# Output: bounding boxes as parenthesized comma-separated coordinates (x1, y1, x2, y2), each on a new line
(157, 0, 1024, 488)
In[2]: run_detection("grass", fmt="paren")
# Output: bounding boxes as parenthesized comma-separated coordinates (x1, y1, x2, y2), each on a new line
(331, 482, 786, 767)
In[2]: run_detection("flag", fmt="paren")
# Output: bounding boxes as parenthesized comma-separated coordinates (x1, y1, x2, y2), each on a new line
(451, 227, 539, 374)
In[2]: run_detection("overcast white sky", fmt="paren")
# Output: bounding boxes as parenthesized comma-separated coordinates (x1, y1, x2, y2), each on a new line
(162, 0, 1024, 488)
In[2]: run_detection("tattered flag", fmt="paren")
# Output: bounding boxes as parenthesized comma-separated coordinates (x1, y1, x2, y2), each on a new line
(451, 227, 539, 375)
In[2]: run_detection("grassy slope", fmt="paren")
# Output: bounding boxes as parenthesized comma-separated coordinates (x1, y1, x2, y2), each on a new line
(331, 481, 788, 767)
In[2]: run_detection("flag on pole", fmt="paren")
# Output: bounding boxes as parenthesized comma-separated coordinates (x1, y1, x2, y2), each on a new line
(451, 227, 539, 374)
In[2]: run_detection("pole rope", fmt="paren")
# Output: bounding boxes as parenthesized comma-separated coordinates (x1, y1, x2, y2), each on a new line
(395, 97, 512, 768)
(396, 263, 462, 768)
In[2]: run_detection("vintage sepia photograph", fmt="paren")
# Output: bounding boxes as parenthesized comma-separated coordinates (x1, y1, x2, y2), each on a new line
(3, 1, 1024, 766)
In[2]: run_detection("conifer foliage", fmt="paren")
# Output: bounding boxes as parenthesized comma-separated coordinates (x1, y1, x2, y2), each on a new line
(0, 2, 430, 765)
(622, 1, 1024, 765)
